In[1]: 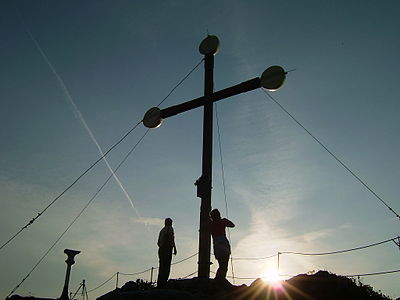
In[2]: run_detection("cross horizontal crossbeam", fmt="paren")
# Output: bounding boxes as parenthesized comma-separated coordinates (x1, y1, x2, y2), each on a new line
(161, 77, 261, 119)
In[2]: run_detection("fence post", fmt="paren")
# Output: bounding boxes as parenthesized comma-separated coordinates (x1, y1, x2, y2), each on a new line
(116, 272, 119, 289)
(150, 267, 154, 283)
(277, 252, 281, 276)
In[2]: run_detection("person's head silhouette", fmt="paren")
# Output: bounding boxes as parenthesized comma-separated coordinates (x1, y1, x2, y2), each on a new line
(165, 217, 173, 226)
(210, 209, 221, 221)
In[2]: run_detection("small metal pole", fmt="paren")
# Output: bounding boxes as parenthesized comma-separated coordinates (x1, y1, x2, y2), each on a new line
(81, 280, 85, 299)
(116, 272, 119, 289)
(277, 252, 281, 276)
(150, 267, 154, 283)
(81, 280, 89, 300)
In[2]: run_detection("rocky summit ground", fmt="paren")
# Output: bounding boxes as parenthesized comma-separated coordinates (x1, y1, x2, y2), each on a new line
(7, 271, 395, 300)
(95, 270, 393, 300)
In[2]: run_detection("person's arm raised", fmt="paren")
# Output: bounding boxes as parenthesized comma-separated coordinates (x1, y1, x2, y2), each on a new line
(223, 218, 235, 228)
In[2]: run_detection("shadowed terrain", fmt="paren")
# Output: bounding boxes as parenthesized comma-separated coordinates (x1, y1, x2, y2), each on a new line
(7, 270, 394, 300)
(95, 270, 393, 300)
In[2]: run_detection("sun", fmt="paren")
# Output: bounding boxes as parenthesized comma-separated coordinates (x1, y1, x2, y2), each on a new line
(262, 268, 282, 288)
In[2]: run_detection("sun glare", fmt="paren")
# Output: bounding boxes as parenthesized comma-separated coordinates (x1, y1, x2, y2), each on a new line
(262, 268, 282, 288)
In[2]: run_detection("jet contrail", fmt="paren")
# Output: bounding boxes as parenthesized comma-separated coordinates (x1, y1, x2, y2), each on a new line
(21, 21, 141, 218)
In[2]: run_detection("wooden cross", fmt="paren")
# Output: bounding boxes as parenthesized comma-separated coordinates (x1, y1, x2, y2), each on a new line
(143, 35, 286, 279)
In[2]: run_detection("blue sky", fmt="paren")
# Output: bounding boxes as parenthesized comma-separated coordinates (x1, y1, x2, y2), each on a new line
(1, 0, 399, 299)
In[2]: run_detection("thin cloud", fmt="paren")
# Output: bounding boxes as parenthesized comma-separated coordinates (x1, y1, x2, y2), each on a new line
(133, 217, 164, 227)
(301, 229, 334, 243)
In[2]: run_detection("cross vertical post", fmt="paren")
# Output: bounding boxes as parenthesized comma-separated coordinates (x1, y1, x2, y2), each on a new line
(197, 52, 214, 278)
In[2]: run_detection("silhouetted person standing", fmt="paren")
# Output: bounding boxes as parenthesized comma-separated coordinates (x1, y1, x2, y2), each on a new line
(209, 209, 235, 282)
(157, 217, 177, 288)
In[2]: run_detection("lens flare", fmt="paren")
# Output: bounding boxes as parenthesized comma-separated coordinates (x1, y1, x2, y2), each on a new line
(262, 268, 282, 289)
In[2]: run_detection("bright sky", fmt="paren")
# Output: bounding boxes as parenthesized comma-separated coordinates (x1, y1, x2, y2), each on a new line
(1, 1, 399, 299)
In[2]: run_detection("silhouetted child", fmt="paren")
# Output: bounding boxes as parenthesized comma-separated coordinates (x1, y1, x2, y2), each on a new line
(157, 217, 177, 288)
(209, 209, 235, 282)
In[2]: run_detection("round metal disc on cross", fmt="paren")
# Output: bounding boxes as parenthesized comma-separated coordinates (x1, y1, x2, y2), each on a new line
(199, 35, 220, 55)
(143, 107, 163, 128)
(261, 66, 286, 91)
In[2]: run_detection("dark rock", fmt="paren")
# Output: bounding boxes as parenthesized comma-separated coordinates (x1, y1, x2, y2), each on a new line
(99, 289, 195, 300)
(95, 274, 393, 300)
(8, 270, 394, 300)
(7, 297, 54, 300)
(121, 281, 138, 291)
(281, 271, 392, 300)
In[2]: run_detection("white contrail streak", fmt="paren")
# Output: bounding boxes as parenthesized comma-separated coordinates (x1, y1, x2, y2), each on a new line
(23, 24, 141, 218)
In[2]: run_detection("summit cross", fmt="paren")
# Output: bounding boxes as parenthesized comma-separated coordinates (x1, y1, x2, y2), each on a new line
(143, 35, 286, 279)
